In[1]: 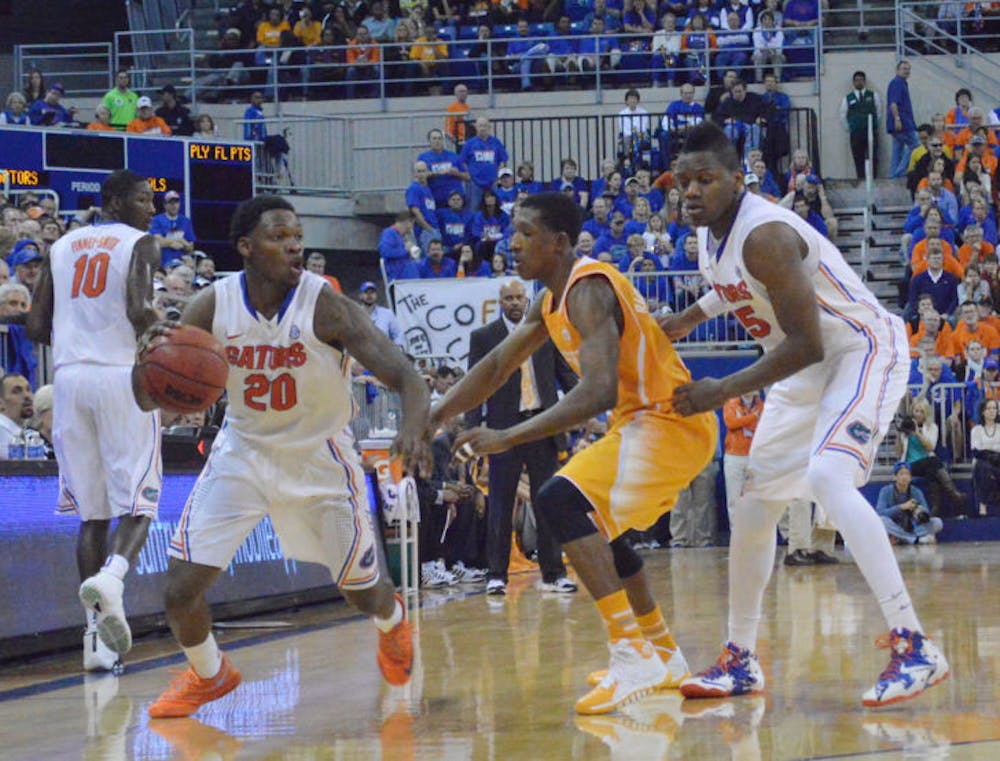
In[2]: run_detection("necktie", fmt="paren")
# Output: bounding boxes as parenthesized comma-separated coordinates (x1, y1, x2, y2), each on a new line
(520, 360, 538, 411)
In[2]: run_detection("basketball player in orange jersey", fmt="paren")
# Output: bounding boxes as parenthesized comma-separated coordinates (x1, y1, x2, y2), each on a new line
(27, 169, 162, 672)
(143, 196, 431, 718)
(431, 192, 718, 715)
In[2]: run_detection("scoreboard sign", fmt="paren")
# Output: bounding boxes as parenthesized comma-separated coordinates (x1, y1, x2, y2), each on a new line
(0, 126, 256, 270)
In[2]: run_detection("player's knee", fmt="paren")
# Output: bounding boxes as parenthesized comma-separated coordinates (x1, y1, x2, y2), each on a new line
(806, 453, 851, 506)
(535, 476, 596, 545)
(609, 535, 643, 579)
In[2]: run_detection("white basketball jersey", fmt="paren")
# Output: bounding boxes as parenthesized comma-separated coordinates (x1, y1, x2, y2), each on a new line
(212, 271, 353, 450)
(698, 192, 899, 354)
(50, 222, 148, 369)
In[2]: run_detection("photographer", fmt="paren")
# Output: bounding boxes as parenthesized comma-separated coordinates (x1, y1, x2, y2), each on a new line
(896, 396, 967, 516)
(876, 462, 943, 544)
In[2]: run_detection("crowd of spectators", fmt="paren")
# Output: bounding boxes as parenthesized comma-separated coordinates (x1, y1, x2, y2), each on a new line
(192, 0, 826, 100)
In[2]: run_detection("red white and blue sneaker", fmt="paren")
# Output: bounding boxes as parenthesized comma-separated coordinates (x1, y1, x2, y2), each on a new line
(679, 642, 764, 699)
(862, 628, 949, 708)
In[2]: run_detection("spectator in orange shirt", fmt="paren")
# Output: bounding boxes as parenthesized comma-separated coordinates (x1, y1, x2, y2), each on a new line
(909, 309, 955, 360)
(445, 83, 470, 148)
(955, 134, 999, 182)
(126, 96, 172, 135)
(978, 297, 1000, 334)
(953, 300, 1000, 356)
(953, 108, 999, 155)
(958, 224, 996, 269)
(946, 88, 973, 126)
(345, 25, 382, 99)
(86, 104, 117, 132)
(722, 390, 762, 528)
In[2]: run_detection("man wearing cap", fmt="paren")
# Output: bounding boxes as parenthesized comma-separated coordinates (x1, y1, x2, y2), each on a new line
(102, 70, 138, 130)
(418, 129, 469, 210)
(27, 83, 76, 126)
(155, 85, 194, 136)
(875, 463, 942, 545)
(613, 176, 641, 219)
(743, 172, 766, 199)
(840, 70, 880, 180)
(149, 192, 195, 259)
(359, 281, 404, 348)
(8, 240, 43, 295)
(127, 96, 172, 135)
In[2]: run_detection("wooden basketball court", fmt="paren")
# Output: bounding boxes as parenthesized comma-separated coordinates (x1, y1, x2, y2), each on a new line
(2, 543, 998, 760)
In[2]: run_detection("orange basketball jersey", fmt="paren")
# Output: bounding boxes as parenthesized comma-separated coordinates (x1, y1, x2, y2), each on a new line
(541, 256, 693, 422)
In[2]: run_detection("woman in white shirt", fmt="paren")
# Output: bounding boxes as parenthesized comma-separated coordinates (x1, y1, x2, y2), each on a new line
(970, 397, 1000, 516)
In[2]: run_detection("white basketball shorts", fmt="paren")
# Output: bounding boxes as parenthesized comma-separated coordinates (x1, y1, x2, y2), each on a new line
(168, 426, 381, 590)
(743, 316, 909, 501)
(53, 363, 162, 520)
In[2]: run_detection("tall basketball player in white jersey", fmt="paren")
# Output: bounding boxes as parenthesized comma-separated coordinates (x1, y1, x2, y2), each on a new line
(660, 122, 949, 707)
(144, 196, 431, 719)
(27, 170, 163, 672)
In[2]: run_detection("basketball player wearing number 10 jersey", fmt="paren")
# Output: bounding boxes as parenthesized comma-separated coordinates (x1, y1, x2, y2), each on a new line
(26, 169, 163, 673)
(146, 196, 432, 719)
(660, 121, 948, 708)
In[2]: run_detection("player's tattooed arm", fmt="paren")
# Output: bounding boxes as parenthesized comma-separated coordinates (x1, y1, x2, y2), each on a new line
(314, 285, 433, 476)
(25, 252, 54, 345)
(126, 235, 166, 339)
(432, 296, 549, 429)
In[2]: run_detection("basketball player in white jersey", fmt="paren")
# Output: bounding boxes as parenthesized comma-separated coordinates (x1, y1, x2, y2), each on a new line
(145, 196, 431, 718)
(659, 122, 948, 707)
(26, 170, 163, 671)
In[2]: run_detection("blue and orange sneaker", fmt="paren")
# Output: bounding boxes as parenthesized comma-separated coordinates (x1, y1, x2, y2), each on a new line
(862, 628, 949, 708)
(679, 642, 764, 699)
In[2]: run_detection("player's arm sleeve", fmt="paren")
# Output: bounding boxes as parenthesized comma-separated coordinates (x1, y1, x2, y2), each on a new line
(696, 287, 728, 319)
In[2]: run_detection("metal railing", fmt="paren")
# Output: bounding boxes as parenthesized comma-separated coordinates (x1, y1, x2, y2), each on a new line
(13, 43, 114, 98)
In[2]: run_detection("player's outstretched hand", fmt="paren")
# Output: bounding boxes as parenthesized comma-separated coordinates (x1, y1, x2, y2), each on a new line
(452, 427, 511, 462)
(392, 428, 433, 479)
(137, 320, 181, 358)
(656, 311, 693, 341)
(672, 377, 728, 416)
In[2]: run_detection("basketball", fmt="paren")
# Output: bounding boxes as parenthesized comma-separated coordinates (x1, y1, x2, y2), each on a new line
(138, 325, 228, 413)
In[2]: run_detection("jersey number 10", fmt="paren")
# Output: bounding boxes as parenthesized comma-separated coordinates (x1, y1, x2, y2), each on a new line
(71, 253, 110, 299)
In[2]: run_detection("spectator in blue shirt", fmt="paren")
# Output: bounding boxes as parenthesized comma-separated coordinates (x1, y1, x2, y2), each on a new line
(506, 19, 550, 92)
(495, 168, 519, 216)
(515, 161, 545, 195)
(358, 281, 405, 348)
(548, 157, 590, 208)
(593, 211, 629, 262)
(418, 128, 469, 209)
(438, 190, 473, 254)
(378, 211, 421, 282)
(242, 91, 267, 141)
(577, 17, 621, 75)
(469, 190, 509, 244)
(715, 12, 752, 76)
(583, 0, 623, 32)
(0, 92, 29, 125)
(875, 462, 942, 545)
(406, 161, 442, 252)
(27, 83, 76, 126)
(887, 60, 918, 178)
(793, 194, 828, 238)
(582, 196, 612, 240)
(417, 240, 458, 279)
(546, 16, 579, 77)
(459, 117, 509, 213)
(150, 190, 197, 262)
(614, 176, 641, 218)
(659, 83, 704, 165)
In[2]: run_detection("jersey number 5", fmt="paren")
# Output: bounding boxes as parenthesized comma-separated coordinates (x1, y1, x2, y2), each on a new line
(71, 253, 110, 299)
(734, 305, 772, 339)
(244, 372, 298, 411)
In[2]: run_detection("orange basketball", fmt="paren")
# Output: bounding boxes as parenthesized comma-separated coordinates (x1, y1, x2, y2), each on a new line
(138, 325, 228, 413)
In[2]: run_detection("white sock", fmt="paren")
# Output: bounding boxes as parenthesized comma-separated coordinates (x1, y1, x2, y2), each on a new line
(728, 496, 787, 650)
(183, 634, 223, 679)
(807, 454, 922, 633)
(102, 555, 129, 581)
(374, 597, 404, 633)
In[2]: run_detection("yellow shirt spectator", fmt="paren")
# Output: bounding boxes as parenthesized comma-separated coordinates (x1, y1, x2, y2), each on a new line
(257, 18, 290, 48)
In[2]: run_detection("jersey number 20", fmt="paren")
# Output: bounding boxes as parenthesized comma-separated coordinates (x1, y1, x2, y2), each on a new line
(71, 253, 110, 299)
(244, 373, 298, 411)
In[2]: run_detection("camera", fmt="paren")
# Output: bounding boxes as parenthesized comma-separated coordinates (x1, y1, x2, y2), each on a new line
(164, 305, 182, 322)
(913, 505, 931, 524)
(898, 416, 916, 434)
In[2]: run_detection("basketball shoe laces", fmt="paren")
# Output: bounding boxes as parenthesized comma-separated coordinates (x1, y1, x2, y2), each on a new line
(873, 631, 917, 684)
(704, 643, 752, 683)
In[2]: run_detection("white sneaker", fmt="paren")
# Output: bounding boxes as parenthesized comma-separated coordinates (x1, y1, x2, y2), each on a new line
(588, 644, 689, 688)
(680, 641, 765, 699)
(83, 628, 122, 673)
(486, 579, 506, 596)
(433, 559, 459, 586)
(452, 561, 487, 584)
(576, 639, 668, 715)
(537, 577, 579, 594)
(420, 562, 448, 589)
(862, 628, 949, 708)
(916, 534, 937, 545)
(79, 572, 131, 655)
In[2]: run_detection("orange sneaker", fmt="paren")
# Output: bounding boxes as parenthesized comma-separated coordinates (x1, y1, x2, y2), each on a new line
(148, 654, 242, 718)
(377, 594, 413, 686)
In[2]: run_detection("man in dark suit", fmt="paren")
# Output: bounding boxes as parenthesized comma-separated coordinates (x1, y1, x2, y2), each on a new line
(466, 280, 579, 596)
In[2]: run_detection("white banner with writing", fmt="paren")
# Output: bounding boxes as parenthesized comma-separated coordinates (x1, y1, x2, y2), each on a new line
(392, 276, 524, 365)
